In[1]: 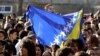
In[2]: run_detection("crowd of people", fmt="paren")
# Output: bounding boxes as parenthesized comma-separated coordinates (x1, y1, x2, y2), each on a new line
(0, 4, 100, 56)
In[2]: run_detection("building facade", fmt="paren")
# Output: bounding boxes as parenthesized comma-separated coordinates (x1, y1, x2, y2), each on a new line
(0, 0, 100, 15)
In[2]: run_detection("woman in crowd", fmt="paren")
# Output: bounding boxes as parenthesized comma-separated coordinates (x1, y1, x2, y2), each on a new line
(36, 44, 44, 56)
(56, 47, 74, 56)
(19, 39, 35, 56)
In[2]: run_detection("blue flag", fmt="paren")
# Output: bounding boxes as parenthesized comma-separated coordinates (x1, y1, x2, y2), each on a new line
(26, 5, 82, 46)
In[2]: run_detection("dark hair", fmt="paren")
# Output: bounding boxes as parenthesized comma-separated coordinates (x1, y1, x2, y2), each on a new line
(89, 35, 99, 47)
(56, 47, 74, 56)
(0, 13, 4, 19)
(5, 40, 16, 55)
(7, 28, 17, 37)
(14, 24, 24, 29)
(64, 39, 84, 51)
(54, 44, 59, 52)
(84, 22, 91, 25)
(51, 44, 59, 52)
(87, 28, 94, 34)
(0, 30, 5, 35)
(0, 40, 5, 46)
(12, 13, 16, 17)
(19, 30, 28, 39)
(26, 26, 32, 31)
(75, 39, 85, 51)
(95, 24, 99, 31)
(97, 30, 100, 36)
(36, 44, 44, 56)
(22, 39, 36, 56)
(22, 34, 36, 42)
(92, 19, 98, 24)
(14, 23, 24, 33)
(0, 29, 7, 39)
(63, 39, 73, 47)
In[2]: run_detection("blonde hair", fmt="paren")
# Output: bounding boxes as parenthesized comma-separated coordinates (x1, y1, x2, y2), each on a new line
(44, 4, 52, 10)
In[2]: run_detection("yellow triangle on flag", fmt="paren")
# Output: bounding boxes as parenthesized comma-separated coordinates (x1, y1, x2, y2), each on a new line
(60, 10, 83, 48)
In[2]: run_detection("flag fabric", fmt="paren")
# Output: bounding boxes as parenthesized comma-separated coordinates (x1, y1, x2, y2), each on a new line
(60, 10, 83, 47)
(67, 10, 83, 39)
(26, 5, 83, 46)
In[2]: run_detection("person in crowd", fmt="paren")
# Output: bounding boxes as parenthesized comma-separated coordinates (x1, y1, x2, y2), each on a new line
(19, 39, 36, 56)
(51, 44, 59, 56)
(44, 4, 55, 13)
(86, 47, 100, 56)
(0, 40, 5, 56)
(4, 16, 12, 31)
(11, 13, 17, 20)
(36, 44, 44, 56)
(0, 30, 6, 40)
(27, 31, 33, 35)
(56, 47, 74, 56)
(75, 39, 85, 52)
(86, 35, 100, 56)
(92, 19, 99, 32)
(62, 39, 77, 52)
(86, 35, 99, 49)
(5, 40, 16, 56)
(5, 28, 17, 56)
(63, 39, 85, 52)
(15, 30, 28, 55)
(42, 46, 52, 56)
(7, 28, 18, 46)
(14, 23, 24, 34)
(82, 29, 88, 41)
(22, 34, 37, 44)
(25, 25, 32, 32)
(42, 50, 52, 56)
(85, 28, 94, 42)
(0, 40, 12, 56)
(83, 22, 91, 29)
(24, 21, 31, 31)
(63, 39, 73, 47)
(17, 16, 26, 25)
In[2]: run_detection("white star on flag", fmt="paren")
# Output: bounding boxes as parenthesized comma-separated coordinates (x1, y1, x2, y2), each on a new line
(70, 12, 78, 23)
(67, 23, 73, 28)
(53, 31, 66, 45)
(64, 26, 69, 33)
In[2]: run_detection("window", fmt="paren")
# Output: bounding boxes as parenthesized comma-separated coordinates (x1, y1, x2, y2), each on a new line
(0, 5, 12, 13)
